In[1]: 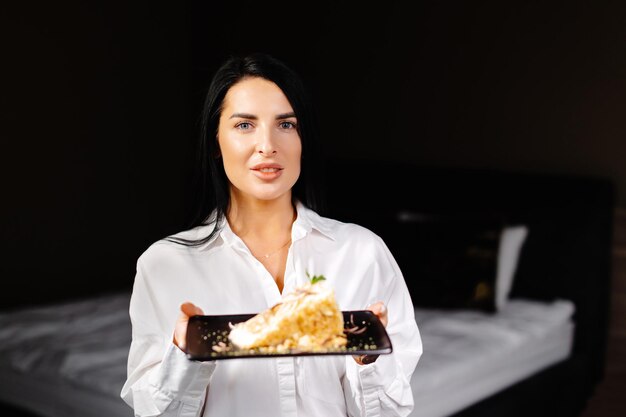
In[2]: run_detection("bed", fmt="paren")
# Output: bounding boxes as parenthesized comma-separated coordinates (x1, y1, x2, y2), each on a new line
(0, 158, 614, 417)
(324, 158, 614, 417)
(0, 292, 132, 417)
(410, 299, 574, 417)
(0, 291, 576, 417)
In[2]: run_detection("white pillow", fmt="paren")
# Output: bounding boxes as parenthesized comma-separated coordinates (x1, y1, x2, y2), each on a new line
(495, 225, 529, 311)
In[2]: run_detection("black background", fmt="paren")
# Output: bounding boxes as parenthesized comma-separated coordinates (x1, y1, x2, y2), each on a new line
(2, 0, 625, 308)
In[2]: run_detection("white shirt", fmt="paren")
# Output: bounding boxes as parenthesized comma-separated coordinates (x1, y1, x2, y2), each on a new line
(121, 202, 422, 417)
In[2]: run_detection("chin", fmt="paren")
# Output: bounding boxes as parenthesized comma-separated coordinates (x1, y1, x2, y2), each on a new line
(244, 187, 292, 202)
(255, 192, 291, 202)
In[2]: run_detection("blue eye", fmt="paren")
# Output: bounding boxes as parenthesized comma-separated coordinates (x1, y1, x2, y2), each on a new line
(280, 121, 296, 129)
(236, 122, 252, 130)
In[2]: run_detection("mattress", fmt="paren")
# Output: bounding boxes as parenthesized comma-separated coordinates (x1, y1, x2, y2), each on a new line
(0, 293, 573, 417)
(409, 298, 575, 417)
(0, 292, 133, 417)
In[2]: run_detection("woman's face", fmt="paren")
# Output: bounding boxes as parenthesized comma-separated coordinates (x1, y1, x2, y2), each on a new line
(217, 77, 302, 204)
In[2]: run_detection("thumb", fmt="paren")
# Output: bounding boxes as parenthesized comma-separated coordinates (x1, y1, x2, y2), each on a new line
(180, 302, 204, 318)
(366, 301, 388, 327)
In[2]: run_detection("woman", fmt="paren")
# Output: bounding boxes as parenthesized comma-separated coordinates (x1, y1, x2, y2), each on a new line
(120, 53, 422, 417)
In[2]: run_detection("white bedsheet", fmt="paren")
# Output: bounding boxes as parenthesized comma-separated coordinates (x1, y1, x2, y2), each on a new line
(409, 298, 575, 417)
(0, 293, 574, 417)
(0, 292, 132, 416)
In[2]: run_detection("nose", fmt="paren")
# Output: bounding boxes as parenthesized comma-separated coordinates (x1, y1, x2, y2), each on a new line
(257, 126, 277, 156)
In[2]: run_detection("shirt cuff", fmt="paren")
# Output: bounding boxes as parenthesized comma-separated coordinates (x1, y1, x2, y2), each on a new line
(357, 352, 399, 415)
(357, 352, 396, 387)
(149, 342, 217, 405)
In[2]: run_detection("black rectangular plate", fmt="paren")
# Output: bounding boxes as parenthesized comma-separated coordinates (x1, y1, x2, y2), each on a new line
(186, 310, 392, 361)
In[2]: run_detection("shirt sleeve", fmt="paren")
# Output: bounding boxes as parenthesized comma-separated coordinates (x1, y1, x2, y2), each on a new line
(120, 257, 217, 417)
(342, 238, 423, 417)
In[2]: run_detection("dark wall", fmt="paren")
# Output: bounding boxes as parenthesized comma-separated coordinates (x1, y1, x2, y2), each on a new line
(2, 1, 625, 308)
(192, 0, 626, 190)
(2, 3, 193, 308)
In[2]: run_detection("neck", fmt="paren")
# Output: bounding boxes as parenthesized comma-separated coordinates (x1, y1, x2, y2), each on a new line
(227, 192, 296, 241)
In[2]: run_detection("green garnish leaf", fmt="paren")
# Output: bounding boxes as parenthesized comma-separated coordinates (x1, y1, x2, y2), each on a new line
(305, 270, 326, 284)
(310, 274, 326, 284)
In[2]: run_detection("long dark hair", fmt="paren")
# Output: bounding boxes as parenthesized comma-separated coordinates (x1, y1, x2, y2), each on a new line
(168, 53, 323, 246)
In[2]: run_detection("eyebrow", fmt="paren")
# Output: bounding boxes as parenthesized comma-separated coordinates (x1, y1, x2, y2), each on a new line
(229, 112, 297, 120)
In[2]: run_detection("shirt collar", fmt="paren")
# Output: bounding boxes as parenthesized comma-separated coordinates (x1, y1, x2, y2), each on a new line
(216, 215, 238, 247)
(292, 200, 336, 242)
(186, 212, 227, 251)
(199, 200, 336, 251)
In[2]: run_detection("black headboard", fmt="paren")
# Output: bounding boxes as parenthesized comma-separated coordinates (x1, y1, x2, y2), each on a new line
(322, 157, 614, 389)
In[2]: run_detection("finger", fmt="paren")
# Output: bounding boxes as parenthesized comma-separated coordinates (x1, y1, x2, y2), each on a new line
(180, 302, 204, 317)
(366, 301, 384, 315)
(367, 301, 388, 327)
(353, 354, 380, 365)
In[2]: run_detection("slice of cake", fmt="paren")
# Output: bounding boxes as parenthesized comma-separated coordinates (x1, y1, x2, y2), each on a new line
(228, 278, 347, 352)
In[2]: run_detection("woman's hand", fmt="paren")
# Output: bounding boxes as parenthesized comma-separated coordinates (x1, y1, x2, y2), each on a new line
(353, 301, 388, 365)
(173, 302, 204, 353)
(366, 301, 388, 327)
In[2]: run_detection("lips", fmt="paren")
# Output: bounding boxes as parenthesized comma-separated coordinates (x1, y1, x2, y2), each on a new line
(250, 163, 284, 180)
(250, 163, 284, 172)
